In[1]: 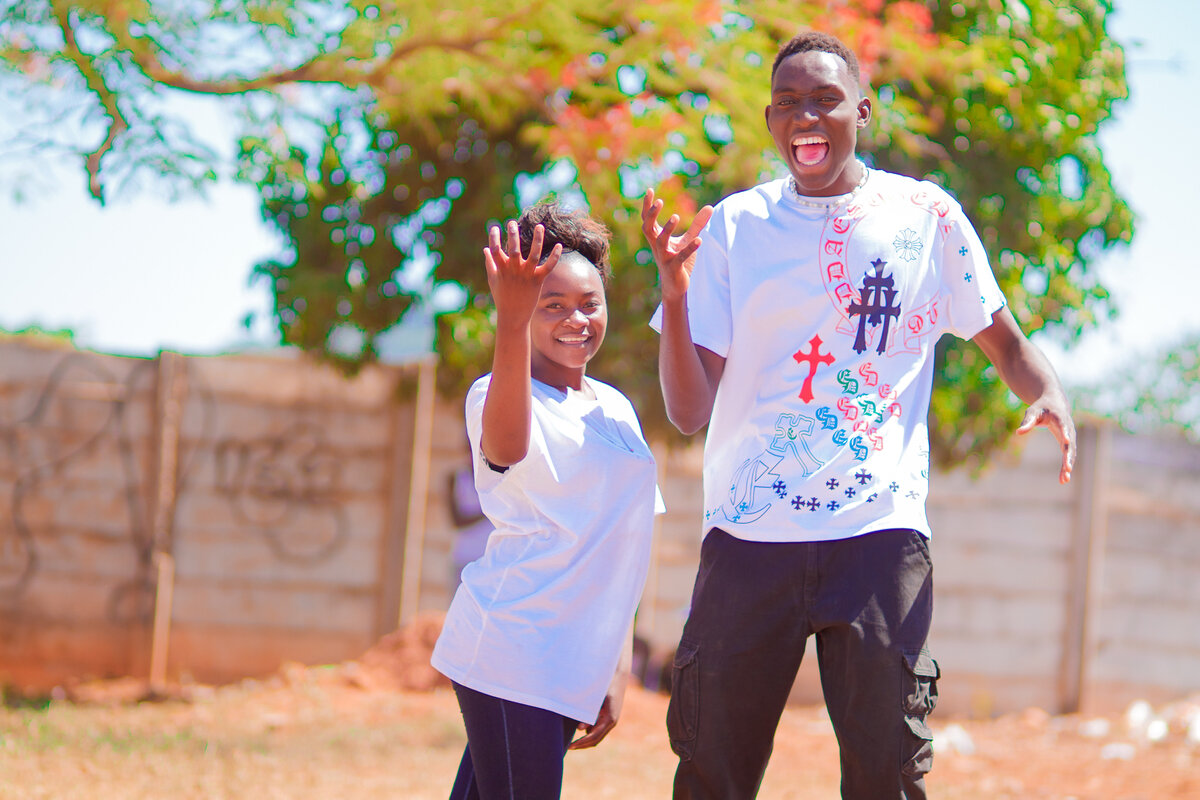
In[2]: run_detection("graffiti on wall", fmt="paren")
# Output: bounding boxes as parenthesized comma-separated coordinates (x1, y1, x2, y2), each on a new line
(213, 420, 349, 563)
(1, 352, 353, 622)
(0, 355, 163, 619)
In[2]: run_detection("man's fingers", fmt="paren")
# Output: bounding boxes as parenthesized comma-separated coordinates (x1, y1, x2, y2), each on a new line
(640, 191, 711, 269)
(641, 197, 664, 241)
(677, 236, 703, 262)
(1059, 428, 1076, 484)
(1057, 432, 1075, 484)
(684, 205, 715, 240)
(657, 214, 680, 250)
(568, 723, 596, 749)
(1015, 407, 1041, 435)
(1016, 406, 1076, 485)
(641, 189, 656, 223)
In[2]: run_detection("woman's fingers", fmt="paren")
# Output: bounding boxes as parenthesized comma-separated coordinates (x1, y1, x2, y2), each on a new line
(534, 243, 563, 278)
(526, 223, 545, 266)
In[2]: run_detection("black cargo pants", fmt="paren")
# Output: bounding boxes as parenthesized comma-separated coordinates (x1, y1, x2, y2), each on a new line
(668, 527, 939, 799)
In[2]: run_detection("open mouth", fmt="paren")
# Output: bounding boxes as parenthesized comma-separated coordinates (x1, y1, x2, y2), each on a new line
(792, 135, 829, 167)
(556, 334, 590, 345)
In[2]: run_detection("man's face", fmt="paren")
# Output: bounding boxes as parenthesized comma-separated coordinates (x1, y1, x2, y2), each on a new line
(765, 50, 871, 197)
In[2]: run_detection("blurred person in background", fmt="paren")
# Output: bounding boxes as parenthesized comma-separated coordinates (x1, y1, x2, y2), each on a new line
(447, 464, 492, 584)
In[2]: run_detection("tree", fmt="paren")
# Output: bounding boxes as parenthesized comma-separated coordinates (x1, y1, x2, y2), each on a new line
(1, 0, 1134, 467)
(1071, 333, 1200, 443)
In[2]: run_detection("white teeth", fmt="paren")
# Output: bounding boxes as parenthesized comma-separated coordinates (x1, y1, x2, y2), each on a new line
(558, 335, 589, 344)
(792, 135, 827, 146)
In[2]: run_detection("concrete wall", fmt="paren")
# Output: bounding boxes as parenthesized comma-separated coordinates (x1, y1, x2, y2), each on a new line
(1, 341, 418, 687)
(1088, 431, 1200, 706)
(3, 340, 1198, 715)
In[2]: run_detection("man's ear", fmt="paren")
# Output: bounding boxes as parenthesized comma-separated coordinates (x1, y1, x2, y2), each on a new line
(857, 96, 872, 129)
(764, 103, 773, 132)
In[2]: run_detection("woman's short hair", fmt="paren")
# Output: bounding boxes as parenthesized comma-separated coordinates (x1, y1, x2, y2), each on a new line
(517, 201, 612, 284)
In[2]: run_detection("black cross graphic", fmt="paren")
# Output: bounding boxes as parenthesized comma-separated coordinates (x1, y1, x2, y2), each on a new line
(847, 259, 901, 355)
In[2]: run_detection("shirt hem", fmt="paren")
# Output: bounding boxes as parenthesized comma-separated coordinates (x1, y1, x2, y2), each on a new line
(703, 519, 932, 543)
(431, 656, 599, 724)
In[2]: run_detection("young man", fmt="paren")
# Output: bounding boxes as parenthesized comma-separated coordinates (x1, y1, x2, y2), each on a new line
(641, 31, 1076, 799)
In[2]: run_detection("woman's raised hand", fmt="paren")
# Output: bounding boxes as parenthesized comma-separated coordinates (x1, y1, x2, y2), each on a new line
(484, 220, 562, 325)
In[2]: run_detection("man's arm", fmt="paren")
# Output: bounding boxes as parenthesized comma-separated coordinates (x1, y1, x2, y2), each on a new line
(972, 306, 1076, 484)
(658, 294, 726, 435)
(641, 190, 721, 435)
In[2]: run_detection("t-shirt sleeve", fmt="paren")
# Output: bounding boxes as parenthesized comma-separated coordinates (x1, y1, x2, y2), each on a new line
(938, 196, 1006, 341)
(598, 382, 667, 514)
(648, 208, 733, 358)
(465, 376, 510, 494)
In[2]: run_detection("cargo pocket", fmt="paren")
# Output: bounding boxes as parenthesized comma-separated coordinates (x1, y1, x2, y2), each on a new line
(666, 640, 700, 761)
(901, 648, 940, 777)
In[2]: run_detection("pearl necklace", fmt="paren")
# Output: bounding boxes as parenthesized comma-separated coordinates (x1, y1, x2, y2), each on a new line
(788, 161, 870, 216)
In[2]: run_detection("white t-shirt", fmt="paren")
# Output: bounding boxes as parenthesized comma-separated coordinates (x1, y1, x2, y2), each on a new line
(431, 375, 661, 723)
(652, 169, 1005, 543)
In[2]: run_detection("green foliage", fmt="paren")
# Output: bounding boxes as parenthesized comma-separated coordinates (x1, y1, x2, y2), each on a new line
(889, 0, 1135, 469)
(0, 0, 1135, 468)
(1072, 333, 1200, 443)
(0, 325, 77, 347)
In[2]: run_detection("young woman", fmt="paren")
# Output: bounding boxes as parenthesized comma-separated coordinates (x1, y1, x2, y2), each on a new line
(431, 201, 661, 799)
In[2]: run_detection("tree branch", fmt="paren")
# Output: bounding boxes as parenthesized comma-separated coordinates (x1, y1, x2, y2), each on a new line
(52, 1, 128, 203)
(128, 6, 544, 96)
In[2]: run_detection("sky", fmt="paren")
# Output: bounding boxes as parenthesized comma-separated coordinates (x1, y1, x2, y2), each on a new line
(0, 2, 1196, 385)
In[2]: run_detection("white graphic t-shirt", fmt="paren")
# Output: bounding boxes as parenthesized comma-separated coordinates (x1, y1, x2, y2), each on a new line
(652, 169, 1005, 542)
(432, 375, 661, 723)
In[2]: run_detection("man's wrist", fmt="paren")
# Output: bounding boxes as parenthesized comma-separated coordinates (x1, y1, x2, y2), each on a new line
(659, 291, 688, 314)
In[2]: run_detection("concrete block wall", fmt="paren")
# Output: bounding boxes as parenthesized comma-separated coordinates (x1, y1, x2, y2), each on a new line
(166, 354, 417, 680)
(1, 345, 158, 687)
(1089, 431, 1200, 706)
(4, 340, 1199, 716)
(925, 432, 1077, 715)
(0, 342, 417, 687)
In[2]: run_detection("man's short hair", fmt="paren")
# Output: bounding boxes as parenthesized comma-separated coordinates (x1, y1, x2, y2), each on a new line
(772, 31, 861, 87)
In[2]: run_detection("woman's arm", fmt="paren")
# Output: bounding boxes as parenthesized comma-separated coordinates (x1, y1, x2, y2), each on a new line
(479, 221, 561, 468)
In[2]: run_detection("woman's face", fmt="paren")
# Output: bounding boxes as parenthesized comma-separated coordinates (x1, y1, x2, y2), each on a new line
(528, 251, 607, 389)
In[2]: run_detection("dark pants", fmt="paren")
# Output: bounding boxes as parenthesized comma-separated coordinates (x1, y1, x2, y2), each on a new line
(668, 528, 939, 800)
(449, 682, 578, 800)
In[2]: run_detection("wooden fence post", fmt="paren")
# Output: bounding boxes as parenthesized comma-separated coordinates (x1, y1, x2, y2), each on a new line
(398, 356, 436, 626)
(148, 351, 186, 689)
(1059, 423, 1112, 713)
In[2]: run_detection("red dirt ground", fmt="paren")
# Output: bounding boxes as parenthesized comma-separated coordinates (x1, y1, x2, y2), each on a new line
(7, 612, 1197, 800)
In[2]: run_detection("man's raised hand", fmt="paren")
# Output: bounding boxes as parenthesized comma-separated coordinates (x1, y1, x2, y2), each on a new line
(641, 189, 714, 303)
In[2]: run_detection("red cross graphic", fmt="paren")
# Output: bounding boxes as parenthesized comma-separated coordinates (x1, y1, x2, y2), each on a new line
(793, 334, 835, 404)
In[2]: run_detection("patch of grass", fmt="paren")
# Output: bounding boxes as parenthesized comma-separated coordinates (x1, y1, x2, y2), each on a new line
(0, 685, 51, 711)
